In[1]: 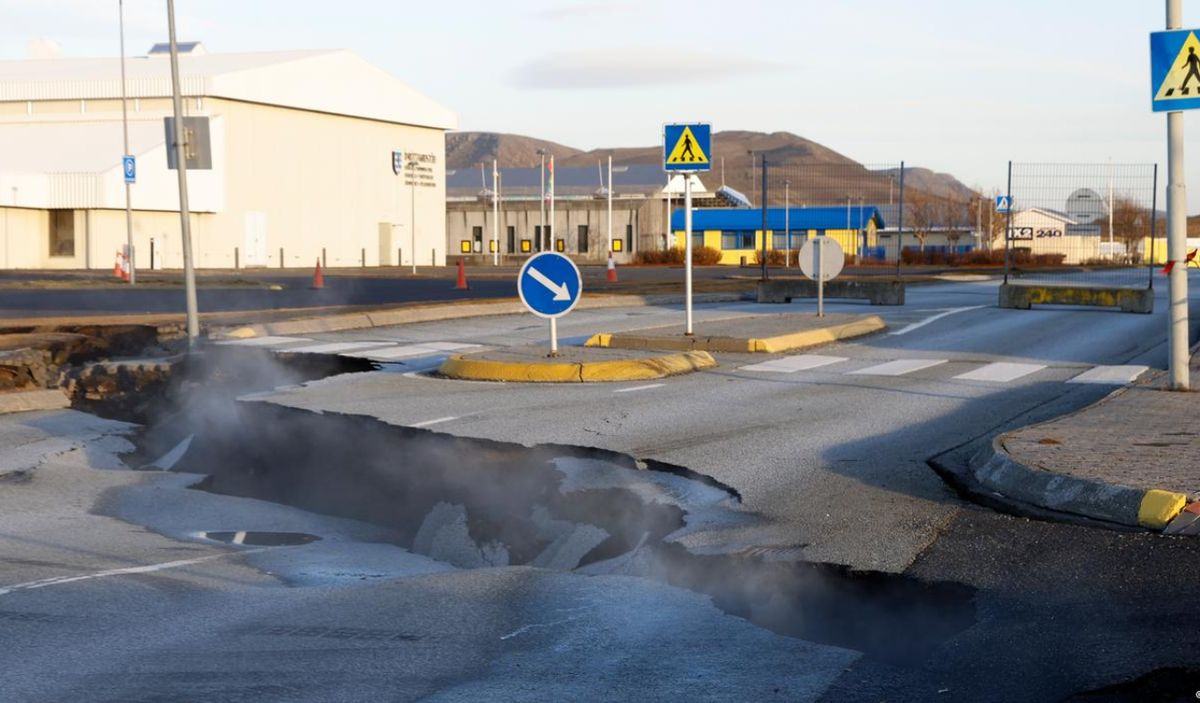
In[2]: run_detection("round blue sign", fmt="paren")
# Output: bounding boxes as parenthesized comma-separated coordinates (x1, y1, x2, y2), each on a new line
(518, 252, 582, 319)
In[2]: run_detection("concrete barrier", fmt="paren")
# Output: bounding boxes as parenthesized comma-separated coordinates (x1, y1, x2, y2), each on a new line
(757, 279, 905, 306)
(998, 284, 1153, 314)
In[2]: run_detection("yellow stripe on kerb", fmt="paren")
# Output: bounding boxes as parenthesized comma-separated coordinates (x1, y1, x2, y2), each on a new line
(1138, 489, 1188, 530)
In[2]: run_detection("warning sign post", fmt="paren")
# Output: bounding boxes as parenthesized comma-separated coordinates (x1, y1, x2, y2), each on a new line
(663, 122, 712, 337)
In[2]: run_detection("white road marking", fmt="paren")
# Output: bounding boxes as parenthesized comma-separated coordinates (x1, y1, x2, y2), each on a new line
(0, 550, 266, 597)
(412, 416, 458, 428)
(281, 341, 397, 354)
(849, 359, 948, 376)
(342, 342, 480, 361)
(613, 383, 665, 393)
(1067, 365, 1150, 385)
(954, 362, 1047, 383)
(213, 336, 313, 347)
(740, 354, 848, 374)
(888, 306, 986, 336)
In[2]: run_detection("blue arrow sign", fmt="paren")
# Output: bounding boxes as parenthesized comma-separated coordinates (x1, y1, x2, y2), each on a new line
(518, 252, 582, 319)
(122, 155, 136, 184)
(995, 195, 1012, 214)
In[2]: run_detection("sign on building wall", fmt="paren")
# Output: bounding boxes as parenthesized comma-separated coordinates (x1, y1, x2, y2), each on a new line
(392, 150, 439, 188)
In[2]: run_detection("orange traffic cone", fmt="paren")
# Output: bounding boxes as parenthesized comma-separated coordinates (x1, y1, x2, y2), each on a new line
(114, 251, 128, 281)
(455, 259, 469, 290)
(311, 258, 324, 289)
(606, 252, 618, 283)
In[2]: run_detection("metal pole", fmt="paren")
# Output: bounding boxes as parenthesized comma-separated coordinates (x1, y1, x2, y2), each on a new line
(607, 155, 613, 254)
(166, 0, 198, 344)
(760, 158, 768, 280)
(1108, 159, 1115, 260)
(410, 161, 416, 275)
(1167, 0, 1190, 390)
(816, 237, 825, 318)
(684, 173, 694, 335)
(1004, 161, 1013, 285)
(1150, 163, 1159, 289)
(896, 161, 905, 277)
(119, 0, 135, 285)
(542, 150, 547, 251)
(550, 318, 558, 356)
(549, 155, 555, 252)
(784, 180, 790, 268)
(492, 159, 499, 266)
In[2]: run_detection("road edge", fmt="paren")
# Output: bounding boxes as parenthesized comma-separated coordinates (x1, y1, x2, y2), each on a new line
(437, 350, 717, 383)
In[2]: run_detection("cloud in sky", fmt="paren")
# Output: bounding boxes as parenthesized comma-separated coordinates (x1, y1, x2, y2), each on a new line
(512, 47, 787, 90)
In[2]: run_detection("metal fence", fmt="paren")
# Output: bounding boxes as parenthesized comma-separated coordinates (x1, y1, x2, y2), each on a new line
(1004, 162, 1159, 289)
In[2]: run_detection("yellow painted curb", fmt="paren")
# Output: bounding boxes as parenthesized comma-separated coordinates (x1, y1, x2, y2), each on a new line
(751, 316, 887, 353)
(223, 326, 259, 339)
(1138, 489, 1189, 530)
(585, 315, 886, 354)
(438, 351, 716, 383)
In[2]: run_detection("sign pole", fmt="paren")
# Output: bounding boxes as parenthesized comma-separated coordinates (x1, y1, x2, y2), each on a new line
(684, 173, 694, 335)
(118, 0, 135, 285)
(492, 159, 499, 266)
(166, 0, 198, 345)
(1167, 0, 1191, 390)
(816, 238, 824, 318)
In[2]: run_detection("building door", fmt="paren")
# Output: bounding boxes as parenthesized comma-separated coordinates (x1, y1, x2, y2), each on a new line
(243, 212, 267, 267)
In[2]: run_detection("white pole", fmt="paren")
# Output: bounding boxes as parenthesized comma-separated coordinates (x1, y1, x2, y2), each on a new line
(166, 0, 198, 344)
(119, 0, 135, 285)
(410, 161, 416, 275)
(549, 155, 555, 252)
(1108, 159, 1115, 259)
(492, 159, 499, 266)
(1167, 0, 1191, 391)
(550, 317, 558, 356)
(784, 181, 790, 268)
(816, 237, 825, 318)
(665, 184, 672, 250)
(539, 152, 545, 253)
(684, 174, 694, 335)
(607, 155, 613, 254)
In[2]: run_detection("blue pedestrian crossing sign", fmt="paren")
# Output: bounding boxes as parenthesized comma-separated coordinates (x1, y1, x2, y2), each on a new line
(663, 123, 711, 172)
(122, 155, 136, 184)
(518, 252, 582, 319)
(994, 195, 1012, 214)
(1150, 29, 1200, 112)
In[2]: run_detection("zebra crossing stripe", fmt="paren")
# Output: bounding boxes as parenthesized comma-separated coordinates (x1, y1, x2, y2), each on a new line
(954, 362, 1046, 383)
(1067, 365, 1149, 385)
(740, 355, 848, 373)
(848, 359, 948, 377)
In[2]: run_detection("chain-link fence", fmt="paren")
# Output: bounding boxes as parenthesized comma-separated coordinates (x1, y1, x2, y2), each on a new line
(1004, 162, 1159, 289)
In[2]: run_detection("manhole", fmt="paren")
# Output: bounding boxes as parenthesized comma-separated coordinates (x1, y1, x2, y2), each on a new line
(201, 531, 321, 546)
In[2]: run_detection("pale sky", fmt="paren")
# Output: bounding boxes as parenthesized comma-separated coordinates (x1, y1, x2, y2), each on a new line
(4, 0, 1200, 209)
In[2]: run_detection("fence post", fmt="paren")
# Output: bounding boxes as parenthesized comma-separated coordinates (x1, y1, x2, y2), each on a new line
(322, 247, 326, 269)
(234, 246, 239, 270)
(361, 247, 366, 267)
(760, 158, 769, 281)
(1003, 161, 1012, 284)
(896, 161, 905, 277)
(279, 247, 284, 269)
(431, 248, 436, 266)
(1149, 164, 1158, 289)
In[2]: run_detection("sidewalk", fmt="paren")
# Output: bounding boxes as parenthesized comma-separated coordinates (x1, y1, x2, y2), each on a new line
(968, 350, 1200, 533)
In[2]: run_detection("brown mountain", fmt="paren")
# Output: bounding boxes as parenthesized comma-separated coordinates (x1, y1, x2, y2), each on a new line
(446, 130, 976, 206)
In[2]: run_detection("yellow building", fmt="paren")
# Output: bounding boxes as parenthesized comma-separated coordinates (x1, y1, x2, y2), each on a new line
(670, 206, 884, 265)
(0, 44, 456, 270)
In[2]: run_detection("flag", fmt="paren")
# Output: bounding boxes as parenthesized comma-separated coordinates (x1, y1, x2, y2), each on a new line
(547, 156, 555, 200)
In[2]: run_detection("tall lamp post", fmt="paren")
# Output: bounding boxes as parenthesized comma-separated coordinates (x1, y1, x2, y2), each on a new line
(408, 160, 417, 275)
(537, 149, 546, 253)
(165, 0, 198, 344)
(783, 179, 791, 268)
(118, 0, 135, 284)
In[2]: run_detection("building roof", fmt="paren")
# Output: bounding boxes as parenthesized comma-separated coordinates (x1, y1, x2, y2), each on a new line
(672, 206, 885, 231)
(0, 49, 456, 130)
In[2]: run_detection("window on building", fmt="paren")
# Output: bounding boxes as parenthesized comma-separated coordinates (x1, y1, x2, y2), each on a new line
(577, 224, 589, 253)
(692, 231, 704, 248)
(772, 231, 803, 249)
(534, 225, 542, 251)
(49, 210, 75, 257)
(721, 231, 755, 249)
(471, 226, 483, 253)
(626, 223, 634, 253)
(507, 226, 516, 254)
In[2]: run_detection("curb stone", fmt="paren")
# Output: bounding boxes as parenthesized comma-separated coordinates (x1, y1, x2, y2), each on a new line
(585, 315, 886, 354)
(437, 350, 717, 383)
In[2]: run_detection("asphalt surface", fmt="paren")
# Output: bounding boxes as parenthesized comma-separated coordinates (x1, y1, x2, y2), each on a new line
(2, 273, 1200, 701)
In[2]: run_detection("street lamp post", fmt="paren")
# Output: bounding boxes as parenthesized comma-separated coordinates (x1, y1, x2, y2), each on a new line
(784, 180, 790, 268)
(165, 0, 198, 345)
(408, 160, 417, 275)
(537, 149, 546, 253)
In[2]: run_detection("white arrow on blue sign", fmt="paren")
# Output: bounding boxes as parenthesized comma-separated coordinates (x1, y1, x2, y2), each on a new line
(122, 155, 136, 184)
(518, 252, 582, 319)
(994, 195, 1012, 214)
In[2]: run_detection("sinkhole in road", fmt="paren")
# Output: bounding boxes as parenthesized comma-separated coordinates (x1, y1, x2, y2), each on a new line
(93, 346, 977, 665)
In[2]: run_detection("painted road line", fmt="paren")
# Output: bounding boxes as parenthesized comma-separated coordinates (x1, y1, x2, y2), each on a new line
(0, 550, 266, 597)
(740, 354, 848, 374)
(849, 359, 948, 377)
(412, 416, 458, 428)
(954, 362, 1047, 384)
(613, 383, 666, 393)
(213, 335, 313, 347)
(888, 306, 986, 336)
(282, 341, 397, 354)
(343, 342, 481, 361)
(1067, 365, 1150, 385)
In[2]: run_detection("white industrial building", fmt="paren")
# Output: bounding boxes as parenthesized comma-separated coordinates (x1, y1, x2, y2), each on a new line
(0, 44, 456, 270)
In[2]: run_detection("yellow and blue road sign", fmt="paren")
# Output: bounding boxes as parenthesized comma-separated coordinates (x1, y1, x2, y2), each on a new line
(1151, 29, 1200, 111)
(663, 123, 711, 172)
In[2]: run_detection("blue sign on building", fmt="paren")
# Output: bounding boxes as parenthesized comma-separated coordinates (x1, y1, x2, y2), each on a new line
(663, 123, 712, 172)
(1151, 29, 1200, 112)
(518, 252, 582, 319)
(122, 155, 136, 184)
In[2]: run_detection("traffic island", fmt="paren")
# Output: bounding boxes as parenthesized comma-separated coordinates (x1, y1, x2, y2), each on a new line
(437, 346, 717, 383)
(949, 354, 1200, 533)
(585, 313, 886, 354)
(757, 279, 905, 306)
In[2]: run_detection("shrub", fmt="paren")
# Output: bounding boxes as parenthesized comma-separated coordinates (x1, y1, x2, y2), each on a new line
(753, 249, 793, 266)
(634, 248, 685, 265)
(693, 246, 723, 265)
